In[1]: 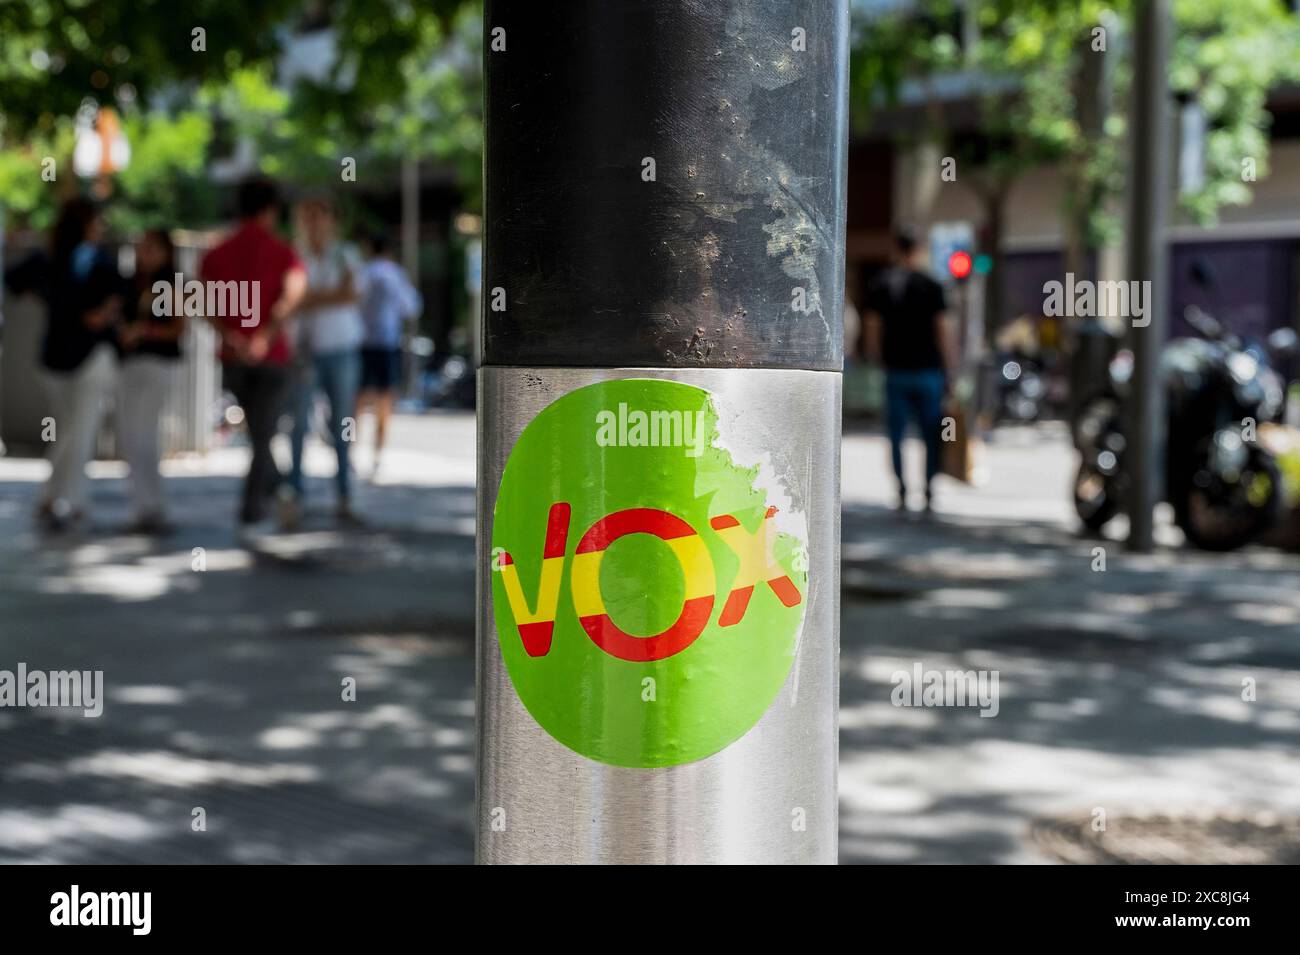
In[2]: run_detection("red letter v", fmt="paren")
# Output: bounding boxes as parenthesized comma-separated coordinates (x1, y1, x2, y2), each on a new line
(498, 503, 571, 656)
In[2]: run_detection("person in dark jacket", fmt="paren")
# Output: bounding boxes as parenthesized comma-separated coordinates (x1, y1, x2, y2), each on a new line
(117, 228, 184, 533)
(36, 197, 124, 531)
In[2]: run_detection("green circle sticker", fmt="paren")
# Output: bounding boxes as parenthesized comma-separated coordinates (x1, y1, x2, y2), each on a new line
(491, 379, 809, 767)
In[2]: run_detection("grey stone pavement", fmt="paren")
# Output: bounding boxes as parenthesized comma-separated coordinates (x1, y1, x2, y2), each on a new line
(1, 412, 1299, 863)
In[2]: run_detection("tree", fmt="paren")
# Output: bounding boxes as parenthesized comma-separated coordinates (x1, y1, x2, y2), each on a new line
(0, 0, 482, 230)
(850, 0, 1300, 332)
(0, 1, 297, 133)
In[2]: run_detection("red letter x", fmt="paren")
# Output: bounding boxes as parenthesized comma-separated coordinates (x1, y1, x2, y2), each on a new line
(709, 507, 802, 627)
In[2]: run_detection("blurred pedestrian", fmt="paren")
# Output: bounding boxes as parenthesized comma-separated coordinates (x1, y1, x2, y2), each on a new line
(117, 229, 183, 533)
(863, 226, 956, 513)
(843, 268, 863, 362)
(201, 177, 306, 528)
(287, 197, 365, 525)
(357, 232, 421, 478)
(36, 197, 124, 532)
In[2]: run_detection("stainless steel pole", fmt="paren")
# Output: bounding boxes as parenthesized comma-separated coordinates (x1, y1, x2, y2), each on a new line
(477, 0, 848, 864)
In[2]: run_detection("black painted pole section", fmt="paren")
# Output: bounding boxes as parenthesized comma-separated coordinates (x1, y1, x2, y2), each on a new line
(482, 1, 846, 370)
(478, 1, 848, 863)
(1126, 0, 1172, 553)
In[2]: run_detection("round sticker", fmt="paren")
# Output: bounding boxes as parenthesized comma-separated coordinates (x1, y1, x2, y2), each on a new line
(491, 379, 808, 768)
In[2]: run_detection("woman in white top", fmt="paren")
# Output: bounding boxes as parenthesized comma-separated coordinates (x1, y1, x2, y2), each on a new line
(287, 197, 365, 524)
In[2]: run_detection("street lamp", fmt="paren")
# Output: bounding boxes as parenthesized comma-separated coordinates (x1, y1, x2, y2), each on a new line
(73, 104, 130, 195)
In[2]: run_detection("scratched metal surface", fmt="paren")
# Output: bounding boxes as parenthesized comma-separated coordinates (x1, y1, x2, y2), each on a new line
(476, 366, 840, 864)
(482, 0, 850, 370)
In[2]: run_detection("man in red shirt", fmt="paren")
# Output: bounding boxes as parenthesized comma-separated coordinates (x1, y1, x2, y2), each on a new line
(201, 178, 306, 526)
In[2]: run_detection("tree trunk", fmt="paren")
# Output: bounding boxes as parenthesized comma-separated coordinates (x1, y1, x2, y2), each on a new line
(1065, 39, 1105, 287)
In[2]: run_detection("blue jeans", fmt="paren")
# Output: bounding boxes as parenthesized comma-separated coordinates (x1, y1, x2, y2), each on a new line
(884, 368, 946, 495)
(290, 349, 361, 501)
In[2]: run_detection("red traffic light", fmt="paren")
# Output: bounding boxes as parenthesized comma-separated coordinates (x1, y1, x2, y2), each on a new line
(947, 250, 973, 280)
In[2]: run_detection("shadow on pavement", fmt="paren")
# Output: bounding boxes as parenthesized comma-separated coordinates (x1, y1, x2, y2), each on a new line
(4, 473, 1299, 863)
(0, 470, 477, 863)
(837, 501, 1300, 864)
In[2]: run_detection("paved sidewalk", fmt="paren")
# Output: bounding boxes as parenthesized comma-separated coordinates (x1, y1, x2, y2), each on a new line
(0, 414, 478, 863)
(1, 414, 1298, 863)
(840, 423, 1300, 863)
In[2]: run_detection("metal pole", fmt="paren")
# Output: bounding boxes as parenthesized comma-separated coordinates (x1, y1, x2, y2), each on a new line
(400, 155, 419, 282)
(1125, 0, 1172, 553)
(477, 0, 848, 863)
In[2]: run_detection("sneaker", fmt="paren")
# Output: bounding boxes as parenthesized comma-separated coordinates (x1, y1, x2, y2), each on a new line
(128, 512, 174, 536)
(277, 492, 303, 532)
(39, 498, 83, 534)
(238, 517, 278, 544)
(336, 499, 364, 528)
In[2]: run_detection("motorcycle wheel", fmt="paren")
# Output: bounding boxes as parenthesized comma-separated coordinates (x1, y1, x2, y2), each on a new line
(1072, 392, 1123, 451)
(1074, 462, 1120, 532)
(1180, 444, 1283, 552)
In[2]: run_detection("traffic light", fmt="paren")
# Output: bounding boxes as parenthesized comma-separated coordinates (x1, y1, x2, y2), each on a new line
(947, 249, 973, 281)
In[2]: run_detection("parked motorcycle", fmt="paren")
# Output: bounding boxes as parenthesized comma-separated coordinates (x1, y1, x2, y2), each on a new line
(994, 349, 1047, 424)
(1073, 307, 1297, 550)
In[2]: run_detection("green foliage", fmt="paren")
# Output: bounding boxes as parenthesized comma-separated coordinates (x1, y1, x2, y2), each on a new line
(112, 110, 216, 235)
(0, 0, 484, 231)
(0, 122, 74, 229)
(227, 0, 483, 202)
(1171, 0, 1300, 223)
(367, 5, 484, 208)
(850, 0, 1300, 234)
(0, 0, 297, 133)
